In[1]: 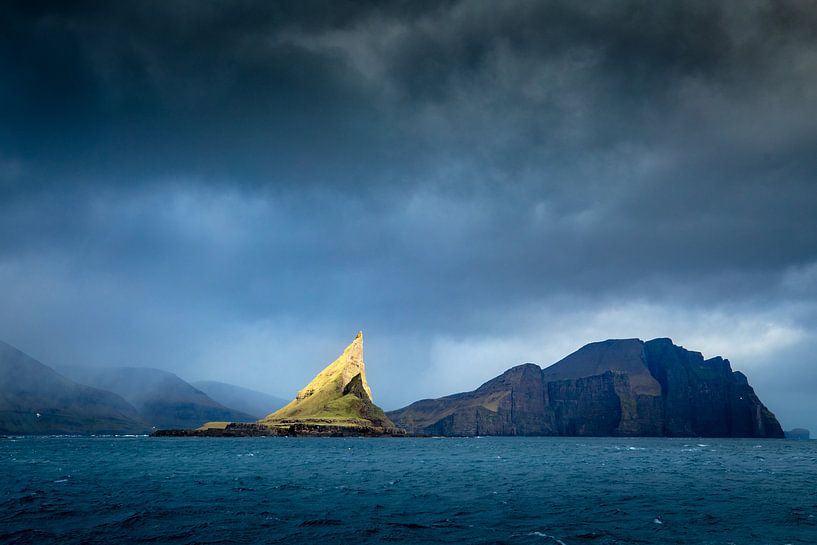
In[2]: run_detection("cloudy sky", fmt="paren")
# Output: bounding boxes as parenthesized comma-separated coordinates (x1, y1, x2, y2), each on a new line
(2, 1, 816, 430)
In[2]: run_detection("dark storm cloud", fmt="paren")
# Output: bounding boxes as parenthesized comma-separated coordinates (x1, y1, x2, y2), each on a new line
(1, 1, 418, 193)
(1, 1, 816, 429)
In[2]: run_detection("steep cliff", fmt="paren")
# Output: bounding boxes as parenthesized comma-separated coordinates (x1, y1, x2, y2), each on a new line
(393, 363, 548, 436)
(644, 338, 782, 437)
(388, 338, 784, 438)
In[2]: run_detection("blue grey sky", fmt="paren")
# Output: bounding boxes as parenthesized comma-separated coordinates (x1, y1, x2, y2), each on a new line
(1, 1, 816, 430)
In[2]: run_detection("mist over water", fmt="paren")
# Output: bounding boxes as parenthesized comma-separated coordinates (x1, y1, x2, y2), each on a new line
(2, 436, 815, 544)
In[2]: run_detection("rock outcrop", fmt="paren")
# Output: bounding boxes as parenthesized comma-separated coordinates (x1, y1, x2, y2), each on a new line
(188, 332, 403, 436)
(785, 428, 811, 440)
(388, 338, 784, 438)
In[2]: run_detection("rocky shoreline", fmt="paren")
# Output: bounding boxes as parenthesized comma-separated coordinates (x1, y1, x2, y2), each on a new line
(151, 422, 406, 437)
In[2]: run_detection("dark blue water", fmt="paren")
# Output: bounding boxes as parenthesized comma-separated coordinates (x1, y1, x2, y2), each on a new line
(1, 437, 815, 544)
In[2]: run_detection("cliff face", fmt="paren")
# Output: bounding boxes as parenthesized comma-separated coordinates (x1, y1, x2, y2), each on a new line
(388, 338, 784, 438)
(644, 339, 782, 437)
(398, 363, 548, 436)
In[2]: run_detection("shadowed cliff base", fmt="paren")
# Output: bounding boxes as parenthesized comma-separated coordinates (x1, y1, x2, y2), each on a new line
(388, 338, 784, 438)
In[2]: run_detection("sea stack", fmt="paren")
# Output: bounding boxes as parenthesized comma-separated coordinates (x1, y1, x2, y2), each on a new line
(161, 331, 402, 436)
(259, 331, 397, 432)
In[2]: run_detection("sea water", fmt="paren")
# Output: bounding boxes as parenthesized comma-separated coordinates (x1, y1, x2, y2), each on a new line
(1, 436, 815, 544)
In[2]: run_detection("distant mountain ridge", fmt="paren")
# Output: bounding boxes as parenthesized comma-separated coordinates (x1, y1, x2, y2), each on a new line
(191, 381, 287, 420)
(58, 366, 256, 429)
(388, 338, 784, 438)
(0, 341, 148, 435)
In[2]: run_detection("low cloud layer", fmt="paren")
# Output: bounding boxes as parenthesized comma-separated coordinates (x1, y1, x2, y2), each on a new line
(1, 1, 816, 430)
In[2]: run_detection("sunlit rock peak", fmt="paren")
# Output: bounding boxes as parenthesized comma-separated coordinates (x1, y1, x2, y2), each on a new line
(258, 331, 394, 429)
(294, 330, 372, 403)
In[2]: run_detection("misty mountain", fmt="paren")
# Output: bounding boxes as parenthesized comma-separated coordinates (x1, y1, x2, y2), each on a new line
(191, 381, 286, 420)
(389, 338, 784, 437)
(59, 366, 255, 430)
(0, 340, 148, 435)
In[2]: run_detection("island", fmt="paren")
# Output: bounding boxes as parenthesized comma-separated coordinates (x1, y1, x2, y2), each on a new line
(388, 338, 785, 438)
(785, 428, 811, 440)
(152, 332, 404, 437)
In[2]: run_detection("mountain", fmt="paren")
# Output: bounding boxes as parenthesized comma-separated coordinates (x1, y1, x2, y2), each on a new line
(59, 366, 255, 430)
(0, 341, 148, 434)
(259, 331, 396, 430)
(388, 338, 785, 438)
(181, 332, 401, 436)
(191, 381, 287, 420)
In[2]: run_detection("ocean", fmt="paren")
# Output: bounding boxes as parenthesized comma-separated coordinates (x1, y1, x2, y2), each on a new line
(1, 436, 815, 544)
